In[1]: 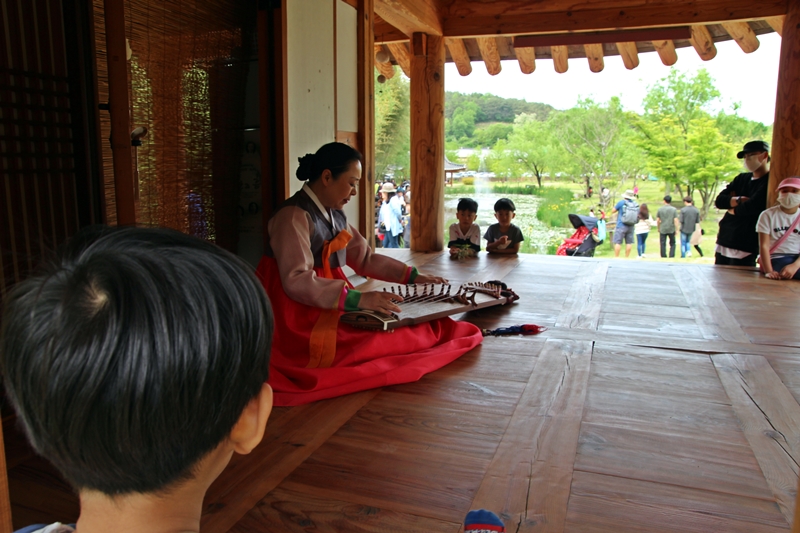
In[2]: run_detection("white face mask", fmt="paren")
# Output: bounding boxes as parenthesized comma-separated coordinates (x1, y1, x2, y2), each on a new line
(777, 192, 800, 209)
(744, 156, 763, 172)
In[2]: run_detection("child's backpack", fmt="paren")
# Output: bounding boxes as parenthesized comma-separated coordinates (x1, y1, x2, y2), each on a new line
(620, 199, 640, 226)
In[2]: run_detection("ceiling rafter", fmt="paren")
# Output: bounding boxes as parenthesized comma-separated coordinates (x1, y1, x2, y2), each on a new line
(584, 43, 605, 73)
(689, 24, 717, 61)
(386, 42, 412, 77)
(721, 21, 760, 53)
(374, 0, 442, 37)
(616, 42, 639, 70)
(476, 37, 501, 75)
(514, 46, 536, 74)
(551, 45, 568, 73)
(652, 39, 678, 66)
(445, 38, 472, 76)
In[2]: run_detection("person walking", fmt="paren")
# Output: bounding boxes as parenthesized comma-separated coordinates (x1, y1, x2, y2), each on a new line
(678, 196, 701, 258)
(656, 195, 679, 258)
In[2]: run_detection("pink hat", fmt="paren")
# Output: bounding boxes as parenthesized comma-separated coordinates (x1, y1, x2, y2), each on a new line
(777, 177, 800, 191)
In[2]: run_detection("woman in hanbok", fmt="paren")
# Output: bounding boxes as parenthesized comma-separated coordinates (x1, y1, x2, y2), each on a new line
(256, 142, 482, 406)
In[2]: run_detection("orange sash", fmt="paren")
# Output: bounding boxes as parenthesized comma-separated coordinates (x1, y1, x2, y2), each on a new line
(307, 229, 352, 369)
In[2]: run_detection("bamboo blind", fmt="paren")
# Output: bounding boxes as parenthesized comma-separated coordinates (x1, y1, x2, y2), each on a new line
(92, 0, 253, 250)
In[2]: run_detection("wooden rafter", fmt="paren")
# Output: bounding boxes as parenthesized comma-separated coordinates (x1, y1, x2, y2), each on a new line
(584, 43, 604, 73)
(652, 39, 678, 66)
(374, 14, 407, 43)
(616, 41, 639, 70)
(552, 45, 568, 73)
(374, 45, 395, 79)
(689, 24, 717, 61)
(440, 0, 786, 37)
(386, 42, 412, 77)
(445, 37, 472, 76)
(476, 36, 502, 75)
(765, 15, 785, 36)
(721, 21, 760, 53)
(514, 46, 536, 74)
(375, 0, 441, 37)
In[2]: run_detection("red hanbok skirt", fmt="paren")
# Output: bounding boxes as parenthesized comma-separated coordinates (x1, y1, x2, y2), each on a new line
(256, 257, 483, 406)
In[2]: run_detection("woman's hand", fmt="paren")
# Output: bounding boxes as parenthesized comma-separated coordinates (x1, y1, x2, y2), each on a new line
(765, 271, 782, 280)
(358, 291, 403, 314)
(414, 273, 448, 285)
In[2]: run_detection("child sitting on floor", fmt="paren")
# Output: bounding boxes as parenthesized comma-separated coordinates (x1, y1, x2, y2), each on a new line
(0, 226, 274, 533)
(448, 197, 481, 257)
(484, 198, 525, 254)
(757, 177, 800, 280)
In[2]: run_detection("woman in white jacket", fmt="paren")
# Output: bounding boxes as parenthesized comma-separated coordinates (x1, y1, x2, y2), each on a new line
(635, 203, 656, 257)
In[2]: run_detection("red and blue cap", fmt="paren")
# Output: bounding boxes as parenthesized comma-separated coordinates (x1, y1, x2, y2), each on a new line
(464, 509, 505, 532)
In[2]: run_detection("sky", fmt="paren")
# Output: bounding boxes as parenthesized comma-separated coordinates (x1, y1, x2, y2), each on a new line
(443, 33, 781, 125)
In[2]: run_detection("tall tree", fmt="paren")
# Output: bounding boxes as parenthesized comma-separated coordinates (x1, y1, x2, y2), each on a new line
(494, 113, 559, 187)
(550, 98, 643, 207)
(643, 69, 720, 135)
(683, 116, 740, 217)
(374, 69, 410, 180)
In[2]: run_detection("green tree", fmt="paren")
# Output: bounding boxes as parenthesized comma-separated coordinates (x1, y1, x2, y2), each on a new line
(374, 69, 410, 180)
(643, 69, 720, 135)
(550, 98, 643, 207)
(715, 108, 772, 148)
(473, 123, 513, 148)
(683, 116, 740, 217)
(497, 114, 560, 187)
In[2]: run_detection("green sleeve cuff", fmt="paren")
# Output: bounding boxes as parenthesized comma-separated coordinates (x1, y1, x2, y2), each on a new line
(344, 289, 362, 312)
(408, 267, 419, 284)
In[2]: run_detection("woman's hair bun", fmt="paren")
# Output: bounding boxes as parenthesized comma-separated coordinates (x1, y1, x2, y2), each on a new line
(296, 153, 315, 181)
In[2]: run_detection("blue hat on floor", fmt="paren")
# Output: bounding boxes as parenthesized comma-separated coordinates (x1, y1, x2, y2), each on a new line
(464, 509, 505, 532)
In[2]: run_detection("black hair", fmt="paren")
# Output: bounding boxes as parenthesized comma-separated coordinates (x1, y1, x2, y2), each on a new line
(457, 198, 479, 213)
(684, 196, 693, 204)
(494, 198, 516, 212)
(296, 142, 362, 183)
(0, 226, 273, 495)
(664, 195, 672, 203)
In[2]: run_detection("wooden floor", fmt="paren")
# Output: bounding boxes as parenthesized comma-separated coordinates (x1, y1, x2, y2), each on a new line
(7, 251, 800, 532)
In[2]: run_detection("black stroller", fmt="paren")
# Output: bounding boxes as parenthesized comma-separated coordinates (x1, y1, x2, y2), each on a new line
(556, 214, 602, 257)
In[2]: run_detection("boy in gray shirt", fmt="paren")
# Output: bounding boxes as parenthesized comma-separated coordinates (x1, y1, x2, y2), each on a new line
(656, 195, 679, 258)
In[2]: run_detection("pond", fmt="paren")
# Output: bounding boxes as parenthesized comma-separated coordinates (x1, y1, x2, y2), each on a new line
(443, 192, 573, 254)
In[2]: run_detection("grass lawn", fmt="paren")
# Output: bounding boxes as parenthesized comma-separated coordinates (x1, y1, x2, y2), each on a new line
(444, 177, 720, 263)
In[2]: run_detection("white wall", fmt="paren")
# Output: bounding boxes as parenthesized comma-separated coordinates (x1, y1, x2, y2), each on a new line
(287, 0, 336, 196)
(336, 0, 359, 224)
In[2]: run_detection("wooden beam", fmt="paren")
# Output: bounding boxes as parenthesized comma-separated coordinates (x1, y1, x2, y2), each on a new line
(104, 0, 136, 226)
(374, 45, 395, 79)
(616, 41, 639, 70)
(689, 25, 717, 61)
(552, 45, 568, 73)
(652, 39, 678, 66)
(358, 0, 376, 245)
(374, 15, 407, 43)
(386, 41, 412, 77)
(765, 15, 785, 36)
(440, 0, 787, 37)
(375, 0, 442, 37)
(445, 37, 472, 76)
(476, 37, 502, 75)
(409, 33, 445, 252)
(721, 21, 760, 54)
(514, 27, 690, 48)
(514, 46, 536, 74)
(584, 43, 604, 73)
(769, 2, 800, 209)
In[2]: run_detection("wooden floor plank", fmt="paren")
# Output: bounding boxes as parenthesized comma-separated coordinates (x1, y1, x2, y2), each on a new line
(201, 390, 380, 533)
(565, 471, 789, 533)
(469, 338, 593, 532)
(555, 263, 608, 330)
(712, 354, 800, 525)
(229, 486, 461, 533)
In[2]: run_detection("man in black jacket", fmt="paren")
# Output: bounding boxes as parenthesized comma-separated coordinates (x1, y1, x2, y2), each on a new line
(714, 140, 770, 266)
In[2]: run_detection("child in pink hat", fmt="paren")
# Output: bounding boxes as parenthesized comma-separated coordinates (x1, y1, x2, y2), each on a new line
(756, 177, 800, 279)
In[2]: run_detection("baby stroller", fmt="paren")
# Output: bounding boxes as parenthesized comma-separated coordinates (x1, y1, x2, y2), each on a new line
(556, 214, 603, 257)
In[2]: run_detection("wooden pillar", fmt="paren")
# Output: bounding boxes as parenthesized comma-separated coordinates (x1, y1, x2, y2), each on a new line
(357, 0, 375, 246)
(770, 1, 800, 208)
(257, 0, 289, 232)
(103, 0, 136, 226)
(409, 32, 445, 252)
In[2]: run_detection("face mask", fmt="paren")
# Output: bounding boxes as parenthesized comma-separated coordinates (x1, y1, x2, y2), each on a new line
(744, 156, 763, 172)
(777, 192, 800, 209)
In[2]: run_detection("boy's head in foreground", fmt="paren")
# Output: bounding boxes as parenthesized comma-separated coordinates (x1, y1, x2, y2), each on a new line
(456, 198, 479, 231)
(0, 226, 274, 502)
(493, 198, 516, 229)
